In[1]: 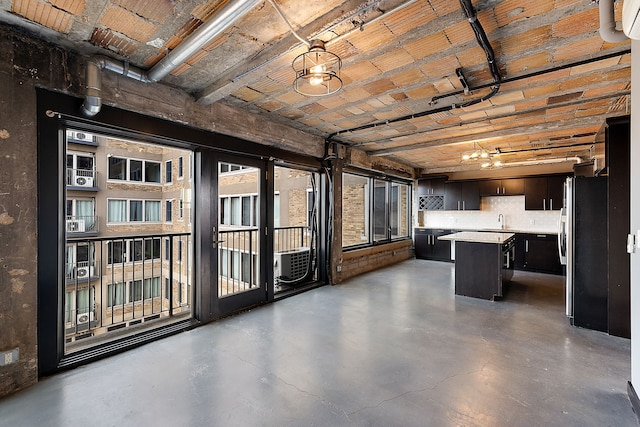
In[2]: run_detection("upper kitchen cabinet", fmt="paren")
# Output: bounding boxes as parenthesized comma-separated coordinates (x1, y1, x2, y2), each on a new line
(418, 178, 446, 210)
(478, 178, 524, 196)
(444, 181, 480, 210)
(524, 175, 565, 210)
(417, 178, 446, 195)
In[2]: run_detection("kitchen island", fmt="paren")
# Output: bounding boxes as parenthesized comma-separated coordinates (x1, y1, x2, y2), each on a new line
(439, 231, 515, 301)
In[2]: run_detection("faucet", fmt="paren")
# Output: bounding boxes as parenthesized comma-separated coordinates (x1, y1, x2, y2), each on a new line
(498, 214, 504, 230)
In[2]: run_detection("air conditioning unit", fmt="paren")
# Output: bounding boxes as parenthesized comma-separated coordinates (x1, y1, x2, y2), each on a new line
(74, 175, 94, 187)
(274, 247, 310, 281)
(623, 0, 640, 39)
(66, 219, 86, 232)
(77, 312, 94, 324)
(67, 130, 95, 143)
(76, 266, 94, 278)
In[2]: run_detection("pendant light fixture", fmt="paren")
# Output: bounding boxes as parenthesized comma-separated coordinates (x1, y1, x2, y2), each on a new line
(292, 39, 342, 96)
(268, 0, 342, 97)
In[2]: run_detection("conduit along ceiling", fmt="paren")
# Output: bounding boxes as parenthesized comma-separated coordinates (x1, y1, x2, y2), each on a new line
(1, 0, 631, 174)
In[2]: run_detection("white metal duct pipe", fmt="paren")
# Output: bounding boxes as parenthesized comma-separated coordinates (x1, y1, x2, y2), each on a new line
(146, 0, 262, 82)
(81, 56, 151, 116)
(82, 0, 261, 116)
(599, 0, 628, 43)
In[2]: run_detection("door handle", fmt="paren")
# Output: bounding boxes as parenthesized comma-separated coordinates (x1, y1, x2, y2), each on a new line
(462, 201, 465, 210)
(550, 199, 553, 210)
(525, 240, 529, 252)
(543, 199, 546, 210)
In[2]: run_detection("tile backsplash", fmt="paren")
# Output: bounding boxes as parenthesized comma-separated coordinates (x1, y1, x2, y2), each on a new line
(419, 195, 561, 233)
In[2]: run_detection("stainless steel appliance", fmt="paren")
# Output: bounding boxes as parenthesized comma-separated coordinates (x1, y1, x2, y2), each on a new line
(559, 177, 572, 317)
(561, 176, 609, 331)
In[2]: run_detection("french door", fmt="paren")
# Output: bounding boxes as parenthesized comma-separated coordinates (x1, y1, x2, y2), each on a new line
(200, 151, 270, 319)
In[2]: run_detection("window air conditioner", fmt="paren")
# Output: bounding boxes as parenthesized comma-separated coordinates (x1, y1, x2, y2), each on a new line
(77, 312, 94, 324)
(76, 266, 94, 278)
(66, 219, 86, 232)
(274, 247, 310, 281)
(74, 175, 94, 187)
(67, 130, 95, 143)
(623, 0, 640, 39)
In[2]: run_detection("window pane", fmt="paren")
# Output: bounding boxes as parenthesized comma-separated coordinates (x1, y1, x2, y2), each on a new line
(131, 240, 143, 262)
(220, 198, 228, 225)
(130, 159, 143, 181)
(178, 157, 183, 178)
(231, 197, 240, 225)
(129, 280, 143, 302)
(145, 161, 160, 183)
(108, 283, 124, 307)
(241, 252, 251, 283)
(145, 200, 160, 222)
(108, 200, 127, 222)
(391, 183, 410, 239)
(145, 238, 160, 260)
(242, 196, 251, 226)
(165, 161, 172, 183)
(65, 292, 73, 322)
(373, 179, 388, 242)
(76, 155, 93, 170)
(166, 200, 172, 222)
(107, 241, 125, 264)
(130, 200, 143, 222)
(76, 244, 90, 262)
(342, 174, 370, 247)
(274, 194, 280, 228)
(108, 157, 126, 180)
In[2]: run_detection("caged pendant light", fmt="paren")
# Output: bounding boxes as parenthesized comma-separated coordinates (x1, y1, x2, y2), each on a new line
(268, 0, 342, 97)
(292, 39, 342, 96)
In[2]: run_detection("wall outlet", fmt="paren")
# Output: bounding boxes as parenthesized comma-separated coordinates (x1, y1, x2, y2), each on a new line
(0, 348, 19, 366)
(336, 265, 342, 272)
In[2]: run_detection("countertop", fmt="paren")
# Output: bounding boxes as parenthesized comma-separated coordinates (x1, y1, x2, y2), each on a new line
(417, 227, 557, 235)
(438, 231, 515, 244)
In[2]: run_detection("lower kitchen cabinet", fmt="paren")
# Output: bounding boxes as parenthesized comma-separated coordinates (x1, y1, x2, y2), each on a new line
(415, 228, 452, 261)
(514, 233, 563, 275)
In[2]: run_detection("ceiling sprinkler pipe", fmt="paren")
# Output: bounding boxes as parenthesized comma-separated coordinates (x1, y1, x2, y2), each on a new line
(599, 0, 628, 43)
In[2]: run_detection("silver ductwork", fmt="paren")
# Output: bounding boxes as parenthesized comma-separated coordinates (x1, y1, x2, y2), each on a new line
(82, 0, 262, 116)
(81, 57, 151, 116)
(599, 0, 628, 43)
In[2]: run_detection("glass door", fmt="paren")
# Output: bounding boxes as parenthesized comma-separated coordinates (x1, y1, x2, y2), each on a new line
(213, 154, 267, 315)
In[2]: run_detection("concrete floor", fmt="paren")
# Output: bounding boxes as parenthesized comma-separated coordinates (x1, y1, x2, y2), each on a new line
(0, 260, 636, 426)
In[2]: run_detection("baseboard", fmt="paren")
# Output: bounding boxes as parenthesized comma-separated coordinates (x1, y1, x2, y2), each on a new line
(627, 381, 640, 423)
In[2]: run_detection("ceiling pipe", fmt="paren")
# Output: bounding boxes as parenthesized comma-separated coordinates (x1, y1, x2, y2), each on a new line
(599, 0, 628, 43)
(81, 0, 262, 116)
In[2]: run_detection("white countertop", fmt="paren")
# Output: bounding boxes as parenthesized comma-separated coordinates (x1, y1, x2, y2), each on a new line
(438, 231, 515, 244)
(417, 227, 557, 235)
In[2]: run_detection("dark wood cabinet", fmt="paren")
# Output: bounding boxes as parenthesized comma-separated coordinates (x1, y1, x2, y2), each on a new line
(444, 181, 479, 210)
(546, 175, 565, 211)
(524, 175, 565, 210)
(514, 233, 563, 275)
(415, 228, 451, 261)
(478, 178, 524, 196)
(502, 178, 525, 195)
(417, 178, 445, 195)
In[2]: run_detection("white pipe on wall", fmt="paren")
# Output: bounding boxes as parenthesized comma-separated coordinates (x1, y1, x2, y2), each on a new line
(599, 0, 628, 43)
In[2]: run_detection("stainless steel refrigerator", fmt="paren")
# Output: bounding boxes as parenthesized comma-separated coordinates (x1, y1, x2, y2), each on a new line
(561, 176, 608, 332)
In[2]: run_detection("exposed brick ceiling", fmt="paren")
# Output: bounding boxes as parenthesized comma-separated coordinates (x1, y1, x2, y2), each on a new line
(2, 0, 631, 174)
